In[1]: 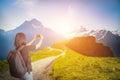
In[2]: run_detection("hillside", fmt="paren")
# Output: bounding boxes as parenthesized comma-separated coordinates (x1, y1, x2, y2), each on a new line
(0, 46, 120, 80)
(68, 27, 120, 57)
(66, 36, 114, 57)
(50, 47, 120, 80)
(52, 36, 114, 57)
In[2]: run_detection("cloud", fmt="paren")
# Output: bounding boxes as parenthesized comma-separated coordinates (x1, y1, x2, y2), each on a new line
(14, 0, 35, 6)
(14, 0, 37, 20)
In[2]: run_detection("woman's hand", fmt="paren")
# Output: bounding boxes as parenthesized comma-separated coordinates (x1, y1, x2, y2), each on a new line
(39, 34, 43, 39)
(34, 34, 43, 39)
(27, 34, 43, 46)
(35, 34, 43, 49)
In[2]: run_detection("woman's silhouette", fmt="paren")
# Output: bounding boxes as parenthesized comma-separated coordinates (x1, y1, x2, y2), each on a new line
(13, 32, 43, 80)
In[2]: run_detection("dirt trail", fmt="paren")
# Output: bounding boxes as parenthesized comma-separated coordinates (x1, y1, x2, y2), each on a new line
(32, 52, 66, 80)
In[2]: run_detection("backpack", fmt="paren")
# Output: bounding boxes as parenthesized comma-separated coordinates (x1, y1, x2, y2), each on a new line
(7, 45, 27, 78)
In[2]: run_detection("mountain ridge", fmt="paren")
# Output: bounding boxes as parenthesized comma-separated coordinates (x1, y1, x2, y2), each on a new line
(68, 27, 120, 56)
(66, 36, 114, 57)
(0, 19, 65, 60)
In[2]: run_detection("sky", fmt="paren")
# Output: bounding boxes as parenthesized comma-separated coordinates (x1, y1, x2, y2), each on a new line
(0, 0, 120, 34)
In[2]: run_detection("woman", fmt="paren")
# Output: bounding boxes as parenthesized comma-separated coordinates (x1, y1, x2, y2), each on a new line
(14, 32, 43, 80)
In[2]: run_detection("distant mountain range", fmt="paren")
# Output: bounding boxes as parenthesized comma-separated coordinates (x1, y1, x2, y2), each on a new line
(0, 19, 120, 59)
(0, 19, 65, 60)
(68, 27, 120, 57)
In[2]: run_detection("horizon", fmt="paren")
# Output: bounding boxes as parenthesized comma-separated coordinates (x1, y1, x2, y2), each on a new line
(0, 18, 119, 32)
(0, 0, 120, 34)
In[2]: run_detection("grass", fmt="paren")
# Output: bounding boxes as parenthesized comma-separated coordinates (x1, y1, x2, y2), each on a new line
(30, 47, 62, 62)
(0, 60, 9, 71)
(50, 47, 120, 80)
(1, 46, 120, 80)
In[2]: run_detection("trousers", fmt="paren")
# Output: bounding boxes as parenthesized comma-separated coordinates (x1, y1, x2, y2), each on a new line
(19, 72, 33, 80)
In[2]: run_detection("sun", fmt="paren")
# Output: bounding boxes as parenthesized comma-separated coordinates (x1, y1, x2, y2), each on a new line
(54, 20, 73, 34)
(53, 6, 76, 34)
(43, 5, 77, 34)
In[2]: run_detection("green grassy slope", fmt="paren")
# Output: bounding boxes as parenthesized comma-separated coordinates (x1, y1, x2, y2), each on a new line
(50, 47, 120, 80)
(31, 47, 62, 62)
(0, 60, 9, 71)
(0, 46, 120, 80)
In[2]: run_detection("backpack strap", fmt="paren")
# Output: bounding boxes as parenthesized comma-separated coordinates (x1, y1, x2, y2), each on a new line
(7, 51, 13, 61)
(17, 45, 28, 72)
(7, 45, 25, 61)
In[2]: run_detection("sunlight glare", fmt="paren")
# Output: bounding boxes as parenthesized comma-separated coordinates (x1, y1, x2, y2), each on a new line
(53, 5, 77, 34)
(54, 20, 73, 34)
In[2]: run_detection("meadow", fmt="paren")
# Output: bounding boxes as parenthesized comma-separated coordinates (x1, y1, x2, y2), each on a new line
(0, 46, 120, 80)
(49, 47, 120, 80)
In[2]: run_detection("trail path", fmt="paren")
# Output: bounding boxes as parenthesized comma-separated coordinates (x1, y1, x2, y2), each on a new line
(32, 50, 66, 80)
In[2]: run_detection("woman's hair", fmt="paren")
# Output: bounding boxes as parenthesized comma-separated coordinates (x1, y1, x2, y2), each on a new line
(14, 32, 26, 48)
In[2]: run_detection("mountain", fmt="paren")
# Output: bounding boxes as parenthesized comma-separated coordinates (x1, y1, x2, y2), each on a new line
(0, 19, 65, 60)
(66, 36, 114, 57)
(0, 29, 5, 33)
(95, 30, 120, 57)
(69, 28, 120, 57)
(0, 29, 8, 60)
